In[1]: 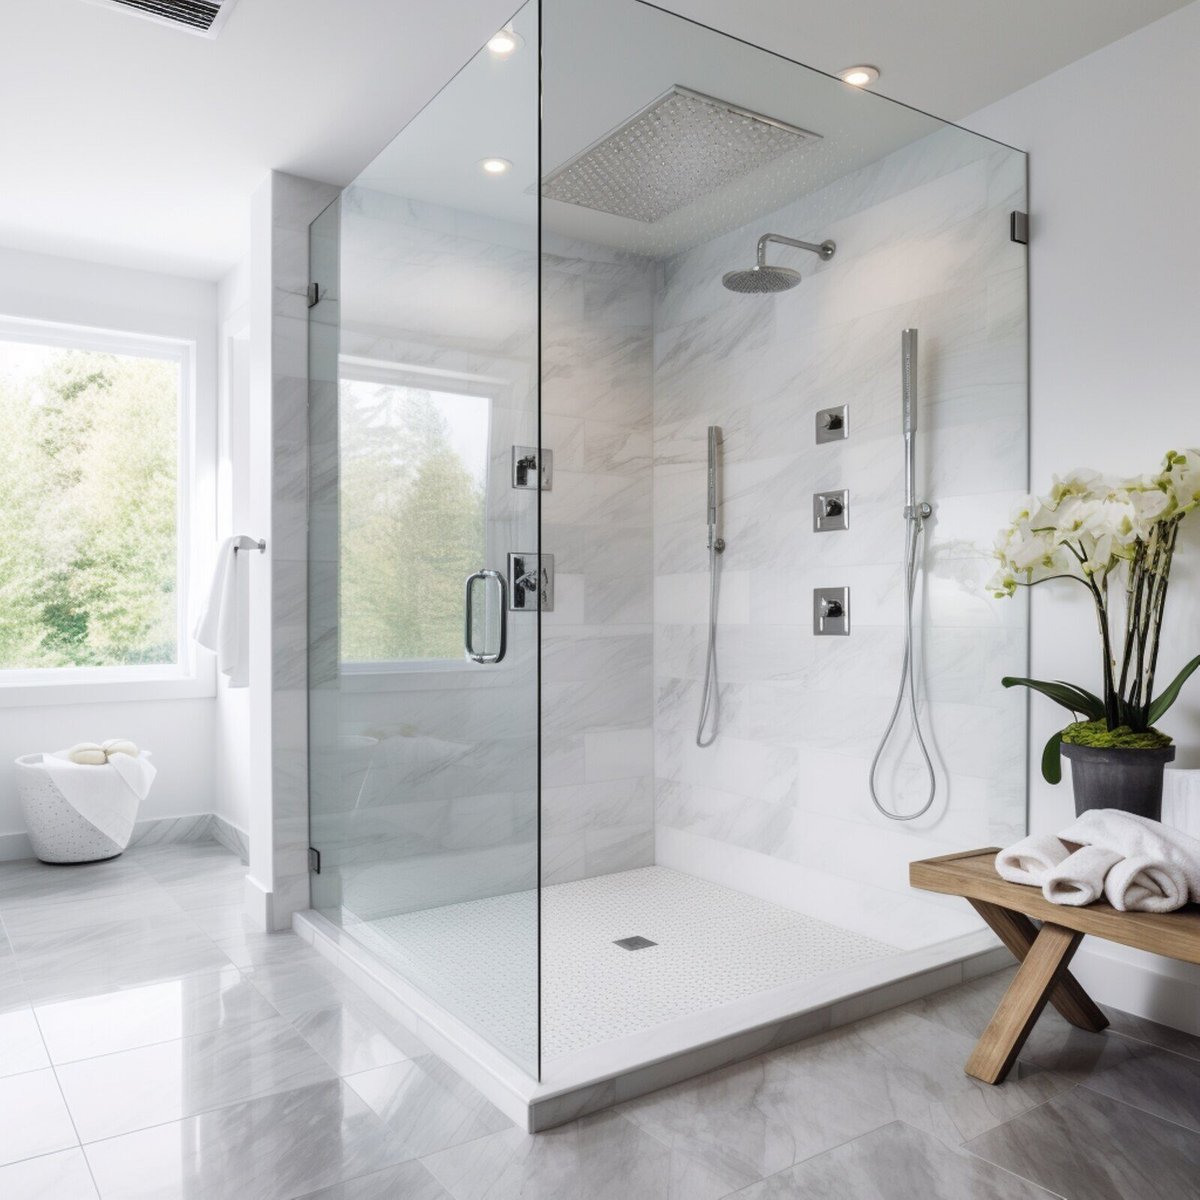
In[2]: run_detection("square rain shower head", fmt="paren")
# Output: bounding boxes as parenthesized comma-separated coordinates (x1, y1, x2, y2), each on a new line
(541, 86, 822, 224)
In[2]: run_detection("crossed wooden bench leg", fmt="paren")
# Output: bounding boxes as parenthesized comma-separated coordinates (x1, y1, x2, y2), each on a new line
(964, 900, 1108, 1084)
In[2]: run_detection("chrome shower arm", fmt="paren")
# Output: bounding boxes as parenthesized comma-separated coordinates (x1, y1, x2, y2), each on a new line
(755, 233, 837, 266)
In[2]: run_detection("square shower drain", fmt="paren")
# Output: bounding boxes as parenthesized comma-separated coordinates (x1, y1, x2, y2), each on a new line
(613, 936, 657, 951)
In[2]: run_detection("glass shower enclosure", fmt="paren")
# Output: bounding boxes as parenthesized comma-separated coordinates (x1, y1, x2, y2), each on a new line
(306, 0, 1029, 1123)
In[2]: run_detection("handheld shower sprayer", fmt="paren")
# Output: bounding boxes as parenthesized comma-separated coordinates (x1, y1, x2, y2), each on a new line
(869, 330, 936, 820)
(697, 426, 724, 747)
(901, 328, 917, 438)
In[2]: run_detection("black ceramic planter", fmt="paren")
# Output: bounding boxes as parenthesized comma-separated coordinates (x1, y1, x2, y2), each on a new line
(1060, 741, 1176, 820)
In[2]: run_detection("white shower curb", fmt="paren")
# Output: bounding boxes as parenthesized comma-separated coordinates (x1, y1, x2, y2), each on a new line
(293, 908, 1009, 1132)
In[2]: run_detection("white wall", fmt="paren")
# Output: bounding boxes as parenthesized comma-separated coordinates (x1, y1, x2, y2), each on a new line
(214, 256, 254, 842)
(0, 246, 219, 849)
(969, 0, 1200, 1029)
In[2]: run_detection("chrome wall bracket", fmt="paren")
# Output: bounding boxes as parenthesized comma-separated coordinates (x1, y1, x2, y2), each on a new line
(813, 587, 850, 636)
(508, 553, 554, 612)
(813, 490, 849, 532)
(512, 446, 553, 490)
(815, 405, 848, 443)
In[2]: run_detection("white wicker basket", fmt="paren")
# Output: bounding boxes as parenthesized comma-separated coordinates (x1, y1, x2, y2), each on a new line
(15, 752, 151, 864)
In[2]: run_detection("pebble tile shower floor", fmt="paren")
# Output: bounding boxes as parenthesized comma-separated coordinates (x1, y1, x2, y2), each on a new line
(2, 840, 1199, 1198)
(357, 866, 895, 1061)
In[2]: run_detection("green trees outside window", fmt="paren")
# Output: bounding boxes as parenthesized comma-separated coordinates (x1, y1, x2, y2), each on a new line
(0, 341, 179, 669)
(339, 377, 488, 664)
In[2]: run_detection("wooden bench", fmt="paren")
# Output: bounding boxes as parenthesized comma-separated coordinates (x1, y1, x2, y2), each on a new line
(910, 847, 1200, 1084)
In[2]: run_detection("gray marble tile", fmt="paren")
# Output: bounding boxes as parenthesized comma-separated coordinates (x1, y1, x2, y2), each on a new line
(0, 1004, 50, 1076)
(297, 1161, 452, 1200)
(1065, 1036, 1200, 1135)
(242, 953, 375, 1018)
(907, 967, 1200, 1125)
(14, 913, 231, 1005)
(346, 1054, 512, 1159)
(183, 901, 257, 940)
(900, 965, 1019, 1041)
(212, 926, 319, 969)
(159, 872, 247, 912)
(0, 857, 151, 909)
(735, 1120, 1058, 1200)
(129, 841, 243, 883)
(56, 1013, 335, 1142)
(966, 1086, 1200, 1200)
(1102, 1010, 1200, 1063)
(617, 1049, 895, 1192)
(0, 1147, 98, 1199)
(83, 1080, 410, 1200)
(770, 1008, 1071, 1145)
(34, 964, 275, 1064)
(0, 883, 185, 942)
(0, 954, 26, 1010)
(292, 997, 426, 1076)
(0, 1068, 78, 1166)
(421, 1109, 731, 1200)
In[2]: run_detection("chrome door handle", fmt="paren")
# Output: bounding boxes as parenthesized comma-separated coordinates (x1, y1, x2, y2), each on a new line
(464, 569, 507, 664)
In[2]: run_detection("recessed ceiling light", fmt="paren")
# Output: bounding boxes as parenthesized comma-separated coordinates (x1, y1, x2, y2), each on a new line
(838, 65, 881, 87)
(480, 158, 512, 176)
(487, 26, 523, 57)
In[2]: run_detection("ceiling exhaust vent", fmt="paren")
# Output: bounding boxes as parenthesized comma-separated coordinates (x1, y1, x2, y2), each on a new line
(83, 0, 240, 37)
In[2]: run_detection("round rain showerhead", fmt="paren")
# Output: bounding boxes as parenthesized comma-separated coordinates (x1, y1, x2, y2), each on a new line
(721, 265, 802, 294)
(722, 233, 835, 296)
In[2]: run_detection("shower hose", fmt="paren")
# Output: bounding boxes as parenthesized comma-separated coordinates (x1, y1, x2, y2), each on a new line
(868, 511, 936, 820)
(695, 535, 723, 748)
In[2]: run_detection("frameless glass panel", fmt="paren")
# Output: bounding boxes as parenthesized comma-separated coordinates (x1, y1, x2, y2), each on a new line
(308, 2, 540, 1076)
(538, 0, 1028, 1064)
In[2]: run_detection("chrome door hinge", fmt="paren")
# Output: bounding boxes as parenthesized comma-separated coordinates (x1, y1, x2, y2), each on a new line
(1010, 212, 1029, 245)
(307, 282, 321, 308)
(308, 847, 321, 874)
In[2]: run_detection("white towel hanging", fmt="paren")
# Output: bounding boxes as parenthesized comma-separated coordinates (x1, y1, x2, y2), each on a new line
(194, 537, 250, 687)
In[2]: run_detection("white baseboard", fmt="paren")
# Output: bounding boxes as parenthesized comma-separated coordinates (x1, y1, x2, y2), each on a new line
(0, 811, 249, 863)
(243, 872, 273, 933)
(1074, 940, 1200, 1037)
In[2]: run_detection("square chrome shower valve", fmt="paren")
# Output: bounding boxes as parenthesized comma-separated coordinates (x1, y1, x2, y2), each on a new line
(813, 490, 849, 532)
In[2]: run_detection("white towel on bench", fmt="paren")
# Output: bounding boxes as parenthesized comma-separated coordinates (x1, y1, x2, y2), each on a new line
(1057, 808, 1200, 913)
(1104, 855, 1188, 913)
(1043, 845, 1123, 907)
(995, 833, 1071, 886)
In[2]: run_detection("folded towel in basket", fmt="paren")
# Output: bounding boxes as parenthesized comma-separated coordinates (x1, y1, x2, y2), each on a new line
(42, 750, 155, 848)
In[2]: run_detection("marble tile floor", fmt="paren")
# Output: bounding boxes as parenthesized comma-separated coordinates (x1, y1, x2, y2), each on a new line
(2, 840, 1200, 1197)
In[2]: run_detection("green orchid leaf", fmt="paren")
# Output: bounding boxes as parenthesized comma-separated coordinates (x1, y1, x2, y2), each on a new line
(1148, 654, 1200, 724)
(1041, 730, 1064, 785)
(1001, 676, 1106, 719)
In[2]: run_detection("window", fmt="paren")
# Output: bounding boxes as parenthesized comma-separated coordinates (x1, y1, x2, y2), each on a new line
(339, 361, 490, 666)
(0, 316, 189, 677)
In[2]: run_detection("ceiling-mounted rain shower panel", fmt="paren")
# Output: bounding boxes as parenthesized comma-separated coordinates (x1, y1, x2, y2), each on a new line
(541, 86, 822, 223)
(81, 0, 241, 37)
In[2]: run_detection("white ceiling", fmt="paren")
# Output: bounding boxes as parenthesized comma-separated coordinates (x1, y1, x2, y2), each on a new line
(0, 0, 1188, 280)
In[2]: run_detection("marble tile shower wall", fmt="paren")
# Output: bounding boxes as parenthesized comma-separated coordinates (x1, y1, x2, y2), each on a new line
(540, 236, 658, 884)
(651, 130, 1029, 949)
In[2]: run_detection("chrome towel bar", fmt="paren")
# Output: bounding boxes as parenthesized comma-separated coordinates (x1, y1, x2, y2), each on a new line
(233, 536, 266, 554)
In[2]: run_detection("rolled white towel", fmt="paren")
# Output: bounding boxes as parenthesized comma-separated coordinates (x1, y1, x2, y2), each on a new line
(1058, 808, 1200, 905)
(1043, 845, 1123, 906)
(1105, 854, 1189, 913)
(995, 833, 1071, 886)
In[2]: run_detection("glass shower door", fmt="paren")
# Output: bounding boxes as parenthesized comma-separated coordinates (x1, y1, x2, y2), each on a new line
(307, 3, 541, 1076)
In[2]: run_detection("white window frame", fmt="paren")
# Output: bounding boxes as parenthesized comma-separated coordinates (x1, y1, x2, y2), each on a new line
(338, 355, 502, 679)
(0, 312, 212, 706)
